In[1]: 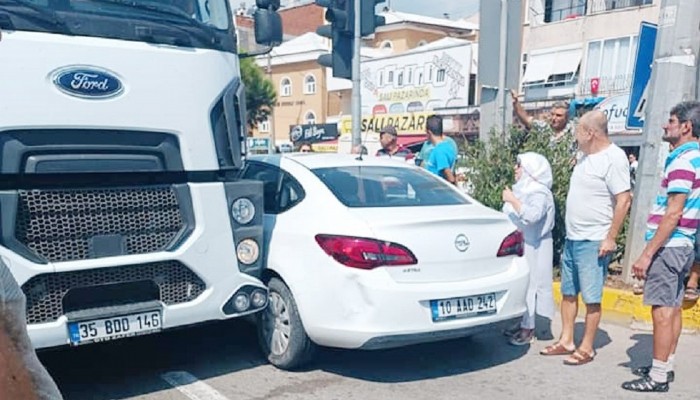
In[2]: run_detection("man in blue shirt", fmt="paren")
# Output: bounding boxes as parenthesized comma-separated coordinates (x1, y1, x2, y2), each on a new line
(423, 115, 457, 184)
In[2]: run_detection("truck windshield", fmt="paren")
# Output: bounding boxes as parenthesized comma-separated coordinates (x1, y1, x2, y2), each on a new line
(0, 0, 236, 51)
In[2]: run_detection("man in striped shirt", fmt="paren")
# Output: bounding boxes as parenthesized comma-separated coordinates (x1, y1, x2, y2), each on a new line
(623, 101, 700, 393)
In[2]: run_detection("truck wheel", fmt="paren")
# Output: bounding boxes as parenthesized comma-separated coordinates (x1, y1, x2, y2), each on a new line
(257, 278, 316, 370)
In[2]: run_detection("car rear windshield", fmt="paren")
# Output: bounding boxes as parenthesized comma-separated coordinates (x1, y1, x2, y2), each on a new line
(313, 166, 470, 207)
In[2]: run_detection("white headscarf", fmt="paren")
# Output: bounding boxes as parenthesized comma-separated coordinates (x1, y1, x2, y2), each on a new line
(512, 152, 553, 196)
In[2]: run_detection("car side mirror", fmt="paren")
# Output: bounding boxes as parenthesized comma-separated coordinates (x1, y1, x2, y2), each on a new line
(254, 8, 282, 47)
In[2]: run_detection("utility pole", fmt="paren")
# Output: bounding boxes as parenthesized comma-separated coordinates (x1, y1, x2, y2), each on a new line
(266, 52, 277, 154)
(351, 0, 362, 148)
(477, 0, 521, 140)
(622, 0, 700, 283)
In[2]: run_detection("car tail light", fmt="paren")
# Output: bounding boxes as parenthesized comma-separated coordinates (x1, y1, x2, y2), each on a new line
(497, 230, 524, 257)
(315, 234, 418, 270)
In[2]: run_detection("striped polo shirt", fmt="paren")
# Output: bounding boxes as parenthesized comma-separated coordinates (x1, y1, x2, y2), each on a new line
(645, 141, 700, 247)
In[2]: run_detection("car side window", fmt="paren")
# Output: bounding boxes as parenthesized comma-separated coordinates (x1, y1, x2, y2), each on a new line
(278, 173, 305, 213)
(241, 162, 280, 214)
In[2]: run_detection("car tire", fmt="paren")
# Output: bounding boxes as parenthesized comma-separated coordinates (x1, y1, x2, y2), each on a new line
(257, 277, 316, 370)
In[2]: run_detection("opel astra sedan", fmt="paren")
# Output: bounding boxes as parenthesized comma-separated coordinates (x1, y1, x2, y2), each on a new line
(240, 153, 529, 370)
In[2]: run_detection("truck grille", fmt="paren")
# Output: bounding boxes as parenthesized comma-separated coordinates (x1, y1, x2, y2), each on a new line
(22, 261, 206, 324)
(15, 187, 185, 263)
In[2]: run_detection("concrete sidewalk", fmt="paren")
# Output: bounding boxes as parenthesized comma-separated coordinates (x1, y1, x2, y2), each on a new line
(553, 282, 700, 332)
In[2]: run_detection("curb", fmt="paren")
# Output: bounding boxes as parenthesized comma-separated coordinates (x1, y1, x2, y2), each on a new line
(552, 282, 700, 333)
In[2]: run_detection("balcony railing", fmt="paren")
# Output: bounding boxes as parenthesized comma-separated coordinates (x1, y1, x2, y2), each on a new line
(589, 0, 654, 15)
(578, 74, 633, 96)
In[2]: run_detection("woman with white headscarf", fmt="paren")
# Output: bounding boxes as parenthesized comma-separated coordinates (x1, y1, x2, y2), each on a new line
(502, 152, 556, 346)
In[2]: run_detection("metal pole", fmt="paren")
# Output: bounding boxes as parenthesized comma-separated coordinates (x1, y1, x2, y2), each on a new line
(267, 52, 277, 154)
(622, 0, 700, 283)
(496, 0, 508, 133)
(351, 0, 362, 148)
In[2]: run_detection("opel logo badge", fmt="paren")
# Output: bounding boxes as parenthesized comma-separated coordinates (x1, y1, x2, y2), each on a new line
(455, 234, 470, 252)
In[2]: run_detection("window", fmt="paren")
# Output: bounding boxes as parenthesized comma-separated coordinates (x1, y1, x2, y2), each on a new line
(590, 0, 653, 14)
(258, 118, 270, 132)
(280, 77, 291, 97)
(436, 69, 446, 83)
(522, 46, 582, 87)
(468, 74, 477, 105)
(305, 111, 316, 125)
(380, 40, 393, 51)
(417, 40, 428, 47)
(584, 35, 637, 94)
(313, 166, 470, 208)
(304, 74, 316, 94)
(241, 162, 280, 214)
(388, 71, 394, 83)
(397, 71, 404, 86)
(241, 162, 305, 214)
(544, 0, 586, 23)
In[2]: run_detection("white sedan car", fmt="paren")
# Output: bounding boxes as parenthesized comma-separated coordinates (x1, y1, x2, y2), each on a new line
(241, 153, 529, 370)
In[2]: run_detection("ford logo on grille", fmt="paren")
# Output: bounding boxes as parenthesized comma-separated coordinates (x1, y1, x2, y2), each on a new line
(52, 66, 124, 99)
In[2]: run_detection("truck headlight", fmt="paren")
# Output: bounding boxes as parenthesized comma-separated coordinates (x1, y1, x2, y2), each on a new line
(237, 239, 260, 265)
(233, 293, 250, 311)
(230, 197, 255, 225)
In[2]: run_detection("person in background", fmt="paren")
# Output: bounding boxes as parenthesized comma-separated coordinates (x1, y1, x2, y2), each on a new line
(423, 115, 457, 184)
(512, 90, 574, 145)
(629, 153, 639, 189)
(416, 130, 458, 167)
(502, 152, 556, 346)
(297, 142, 313, 153)
(376, 125, 414, 162)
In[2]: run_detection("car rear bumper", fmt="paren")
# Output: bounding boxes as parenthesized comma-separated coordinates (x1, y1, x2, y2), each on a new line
(298, 256, 529, 350)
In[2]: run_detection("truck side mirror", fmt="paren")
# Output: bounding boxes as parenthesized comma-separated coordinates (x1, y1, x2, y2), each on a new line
(254, 8, 282, 47)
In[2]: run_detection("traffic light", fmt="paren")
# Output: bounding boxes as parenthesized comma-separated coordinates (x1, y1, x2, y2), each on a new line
(315, 0, 353, 79)
(360, 0, 386, 37)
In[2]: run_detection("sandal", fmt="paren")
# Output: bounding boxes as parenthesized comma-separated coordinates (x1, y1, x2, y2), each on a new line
(632, 366, 675, 383)
(684, 287, 699, 302)
(563, 348, 595, 366)
(539, 342, 574, 356)
(503, 324, 521, 338)
(621, 376, 669, 392)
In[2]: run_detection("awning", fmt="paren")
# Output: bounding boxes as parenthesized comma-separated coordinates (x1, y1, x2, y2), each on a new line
(397, 135, 426, 147)
(523, 46, 582, 84)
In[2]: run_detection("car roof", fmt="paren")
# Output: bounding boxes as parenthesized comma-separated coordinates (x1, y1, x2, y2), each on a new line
(246, 153, 416, 171)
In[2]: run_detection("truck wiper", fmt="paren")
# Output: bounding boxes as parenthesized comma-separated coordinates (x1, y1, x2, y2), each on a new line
(1, 0, 71, 34)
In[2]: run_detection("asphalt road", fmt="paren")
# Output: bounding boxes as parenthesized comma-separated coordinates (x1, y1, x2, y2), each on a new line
(41, 316, 700, 400)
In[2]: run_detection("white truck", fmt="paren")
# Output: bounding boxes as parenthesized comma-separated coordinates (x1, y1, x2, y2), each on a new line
(0, 0, 282, 349)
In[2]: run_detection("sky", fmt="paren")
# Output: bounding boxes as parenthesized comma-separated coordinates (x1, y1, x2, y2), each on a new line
(389, 0, 479, 19)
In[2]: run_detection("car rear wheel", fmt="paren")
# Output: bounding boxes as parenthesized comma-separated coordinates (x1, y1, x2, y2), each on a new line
(257, 277, 316, 370)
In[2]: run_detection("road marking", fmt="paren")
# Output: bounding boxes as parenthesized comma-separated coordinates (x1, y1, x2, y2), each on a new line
(161, 371, 230, 400)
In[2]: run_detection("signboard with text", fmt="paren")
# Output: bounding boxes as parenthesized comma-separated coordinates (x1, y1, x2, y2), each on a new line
(289, 123, 339, 143)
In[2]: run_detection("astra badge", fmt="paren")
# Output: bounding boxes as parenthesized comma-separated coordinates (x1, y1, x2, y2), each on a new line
(52, 66, 124, 99)
(455, 234, 470, 252)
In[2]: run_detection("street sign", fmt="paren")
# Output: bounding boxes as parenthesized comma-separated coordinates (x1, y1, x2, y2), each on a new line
(247, 137, 270, 151)
(626, 22, 657, 130)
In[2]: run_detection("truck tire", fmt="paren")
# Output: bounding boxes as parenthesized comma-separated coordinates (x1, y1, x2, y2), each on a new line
(257, 278, 316, 370)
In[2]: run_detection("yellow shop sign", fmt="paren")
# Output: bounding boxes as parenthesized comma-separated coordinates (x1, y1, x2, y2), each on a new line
(340, 112, 431, 136)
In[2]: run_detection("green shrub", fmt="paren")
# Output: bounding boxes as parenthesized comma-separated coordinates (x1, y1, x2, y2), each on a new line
(462, 125, 572, 266)
(462, 125, 628, 266)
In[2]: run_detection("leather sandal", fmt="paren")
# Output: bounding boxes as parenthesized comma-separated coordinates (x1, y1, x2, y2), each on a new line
(539, 342, 574, 356)
(563, 349, 595, 366)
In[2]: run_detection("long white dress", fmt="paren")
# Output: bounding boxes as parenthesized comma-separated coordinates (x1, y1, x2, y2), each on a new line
(503, 152, 556, 330)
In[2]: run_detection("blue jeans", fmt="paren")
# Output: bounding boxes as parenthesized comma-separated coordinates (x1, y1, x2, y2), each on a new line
(560, 239, 611, 304)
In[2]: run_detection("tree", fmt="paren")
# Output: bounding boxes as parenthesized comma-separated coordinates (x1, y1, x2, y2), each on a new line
(240, 57, 276, 133)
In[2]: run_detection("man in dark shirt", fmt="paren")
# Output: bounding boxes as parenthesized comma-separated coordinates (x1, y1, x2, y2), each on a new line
(375, 125, 414, 162)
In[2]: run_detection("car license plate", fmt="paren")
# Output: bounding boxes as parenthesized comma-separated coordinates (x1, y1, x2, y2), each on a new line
(68, 311, 162, 345)
(430, 293, 497, 322)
